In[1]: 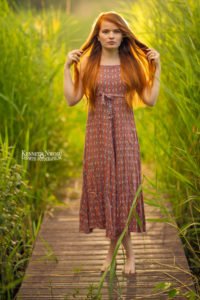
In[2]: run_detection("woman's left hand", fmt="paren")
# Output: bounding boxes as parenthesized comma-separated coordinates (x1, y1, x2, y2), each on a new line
(146, 48, 160, 67)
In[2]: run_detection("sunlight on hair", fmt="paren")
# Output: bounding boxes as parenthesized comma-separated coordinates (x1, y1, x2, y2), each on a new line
(72, 11, 156, 112)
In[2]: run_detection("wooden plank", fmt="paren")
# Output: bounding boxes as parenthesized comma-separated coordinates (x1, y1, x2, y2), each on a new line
(17, 172, 196, 300)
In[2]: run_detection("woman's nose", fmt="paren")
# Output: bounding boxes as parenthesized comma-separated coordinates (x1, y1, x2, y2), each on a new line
(108, 32, 114, 38)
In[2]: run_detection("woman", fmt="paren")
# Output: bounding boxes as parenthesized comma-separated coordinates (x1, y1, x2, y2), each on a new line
(63, 11, 161, 275)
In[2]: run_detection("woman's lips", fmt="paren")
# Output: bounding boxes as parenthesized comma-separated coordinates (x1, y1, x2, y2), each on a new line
(108, 41, 115, 44)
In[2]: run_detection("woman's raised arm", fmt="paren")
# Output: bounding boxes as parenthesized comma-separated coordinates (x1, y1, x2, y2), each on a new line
(141, 48, 161, 106)
(141, 63, 161, 106)
(63, 49, 86, 106)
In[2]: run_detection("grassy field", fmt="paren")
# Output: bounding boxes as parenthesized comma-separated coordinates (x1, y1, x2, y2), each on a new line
(122, 0, 200, 298)
(0, 0, 199, 299)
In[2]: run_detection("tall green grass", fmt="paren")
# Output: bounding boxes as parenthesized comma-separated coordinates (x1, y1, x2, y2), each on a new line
(0, 0, 87, 298)
(1, 0, 200, 298)
(119, 0, 200, 295)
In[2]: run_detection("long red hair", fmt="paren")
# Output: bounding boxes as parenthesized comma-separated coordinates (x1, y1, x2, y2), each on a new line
(73, 11, 156, 112)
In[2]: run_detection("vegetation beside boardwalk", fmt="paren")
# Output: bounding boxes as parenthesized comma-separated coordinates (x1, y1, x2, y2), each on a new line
(0, 1, 87, 298)
(124, 0, 200, 296)
(0, 0, 199, 299)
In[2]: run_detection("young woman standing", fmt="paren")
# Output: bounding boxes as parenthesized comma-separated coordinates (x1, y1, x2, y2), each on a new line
(63, 11, 161, 275)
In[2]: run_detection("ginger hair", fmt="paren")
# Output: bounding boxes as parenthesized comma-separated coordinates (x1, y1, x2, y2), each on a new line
(73, 11, 156, 112)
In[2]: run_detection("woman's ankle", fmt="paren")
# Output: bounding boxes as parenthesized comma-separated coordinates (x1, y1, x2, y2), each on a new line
(126, 252, 134, 259)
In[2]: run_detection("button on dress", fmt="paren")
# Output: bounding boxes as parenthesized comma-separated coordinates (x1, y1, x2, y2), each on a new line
(79, 64, 146, 239)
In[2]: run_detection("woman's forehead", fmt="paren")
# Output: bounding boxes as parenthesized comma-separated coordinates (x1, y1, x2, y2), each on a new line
(100, 20, 119, 30)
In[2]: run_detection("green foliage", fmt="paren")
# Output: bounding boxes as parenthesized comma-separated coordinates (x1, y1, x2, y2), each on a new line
(0, 147, 34, 299)
(154, 282, 199, 300)
(0, 0, 87, 298)
(1, 0, 200, 298)
(120, 0, 200, 296)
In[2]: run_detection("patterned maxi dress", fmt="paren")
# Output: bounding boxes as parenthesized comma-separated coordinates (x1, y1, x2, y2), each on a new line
(79, 64, 146, 239)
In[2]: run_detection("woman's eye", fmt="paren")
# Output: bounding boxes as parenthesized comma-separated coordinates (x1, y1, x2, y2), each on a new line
(102, 30, 121, 34)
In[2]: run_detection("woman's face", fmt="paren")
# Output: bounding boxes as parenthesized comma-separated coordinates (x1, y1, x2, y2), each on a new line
(97, 20, 123, 50)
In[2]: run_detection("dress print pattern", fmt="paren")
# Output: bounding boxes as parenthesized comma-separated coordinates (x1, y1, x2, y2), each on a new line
(79, 64, 146, 239)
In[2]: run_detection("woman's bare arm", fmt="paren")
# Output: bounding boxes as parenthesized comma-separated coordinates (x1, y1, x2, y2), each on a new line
(63, 50, 87, 106)
(141, 63, 161, 106)
(141, 48, 161, 106)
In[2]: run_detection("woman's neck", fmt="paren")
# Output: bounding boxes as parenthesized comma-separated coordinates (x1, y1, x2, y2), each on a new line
(100, 48, 120, 65)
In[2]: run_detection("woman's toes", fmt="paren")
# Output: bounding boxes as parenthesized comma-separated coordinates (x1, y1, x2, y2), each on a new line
(124, 258, 135, 274)
(100, 265, 106, 272)
(100, 259, 116, 272)
(100, 260, 110, 272)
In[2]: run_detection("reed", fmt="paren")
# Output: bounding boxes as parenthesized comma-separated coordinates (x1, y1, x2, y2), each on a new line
(0, 0, 86, 298)
(120, 0, 200, 295)
(1, 0, 200, 298)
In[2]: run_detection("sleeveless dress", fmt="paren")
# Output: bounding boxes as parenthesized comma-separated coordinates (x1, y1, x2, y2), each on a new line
(79, 64, 146, 239)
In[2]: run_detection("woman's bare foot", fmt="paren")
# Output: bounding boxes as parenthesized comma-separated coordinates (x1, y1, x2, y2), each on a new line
(100, 235, 119, 272)
(124, 256, 135, 274)
(100, 253, 114, 272)
(122, 232, 136, 275)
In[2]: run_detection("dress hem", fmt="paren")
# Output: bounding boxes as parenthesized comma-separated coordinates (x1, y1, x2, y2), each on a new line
(79, 225, 146, 239)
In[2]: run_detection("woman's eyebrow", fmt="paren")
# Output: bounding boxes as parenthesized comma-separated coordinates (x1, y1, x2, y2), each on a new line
(101, 28, 120, 30)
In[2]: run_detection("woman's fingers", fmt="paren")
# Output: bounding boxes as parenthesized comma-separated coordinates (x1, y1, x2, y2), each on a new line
(65, 49, 84, 68)
(69, 49, 83, 63)
(146, 48, 160, 66)
(71, 49, 83, 53)
(71, 49, 83, 56)
(72, 54, 80, 63)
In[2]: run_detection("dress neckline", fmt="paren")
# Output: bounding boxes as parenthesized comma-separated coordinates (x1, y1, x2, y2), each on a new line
(100, 64, 120, 67)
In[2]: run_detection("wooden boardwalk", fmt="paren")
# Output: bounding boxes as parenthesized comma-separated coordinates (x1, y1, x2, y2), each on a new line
(17, 164, 196, 299)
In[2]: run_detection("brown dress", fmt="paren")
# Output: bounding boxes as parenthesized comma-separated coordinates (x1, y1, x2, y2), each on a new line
(79, 64, 146, 239)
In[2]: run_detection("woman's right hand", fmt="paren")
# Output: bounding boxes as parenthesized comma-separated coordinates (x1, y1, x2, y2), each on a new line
(64, 49, 83, 69)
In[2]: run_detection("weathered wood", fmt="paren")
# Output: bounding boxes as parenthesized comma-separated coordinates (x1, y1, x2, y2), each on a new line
(17, 167, 196, 300)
